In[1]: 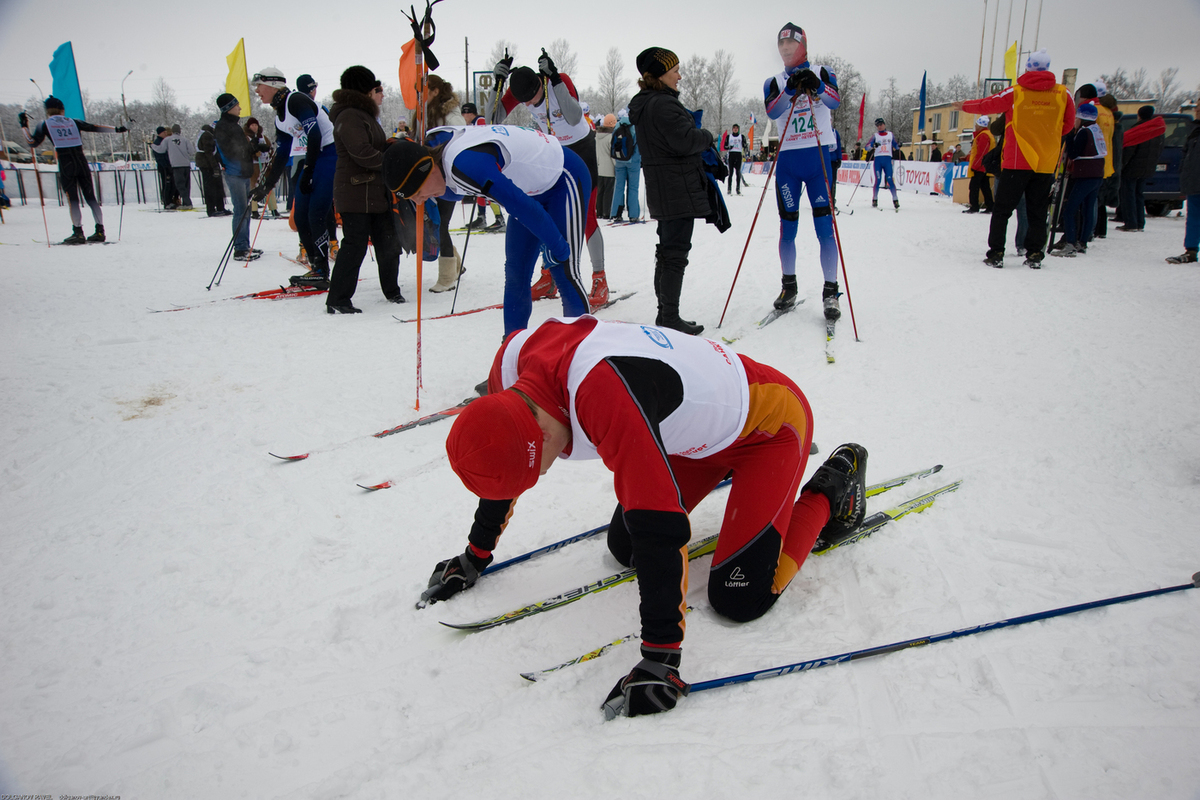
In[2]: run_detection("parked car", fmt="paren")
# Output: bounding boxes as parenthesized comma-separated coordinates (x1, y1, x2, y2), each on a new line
(1118, 112, 1191, 216)
(2, 140, 33, 163)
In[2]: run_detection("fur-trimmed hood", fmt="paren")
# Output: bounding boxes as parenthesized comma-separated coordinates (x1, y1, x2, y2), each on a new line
(330, 88, 379, 122)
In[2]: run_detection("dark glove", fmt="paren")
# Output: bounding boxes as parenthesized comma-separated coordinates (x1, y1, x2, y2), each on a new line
(787, 69, 821, 94)
(18, 111, 28, 128)
(494, 56, 514, 83)
(249, 184, 268, 202)
(299, 168, 314, 195)
(115, 125, 129, 133)
(418, 546, 493, 608)
(538, 51, 559, 82)
(602, 646, 690, 720)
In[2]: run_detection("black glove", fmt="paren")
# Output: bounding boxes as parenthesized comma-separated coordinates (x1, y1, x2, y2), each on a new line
(299, 167, 314, 195)
(249, 184, 268, 202)
(786, 68, 821, 94)
(538, 51, 559, 82)
(418, 546, 493, 608)
(18, 111, 28, 128)
(493, 56, 514, 83)
(114, 125, 129, 133)
(602, 646, 690, 720)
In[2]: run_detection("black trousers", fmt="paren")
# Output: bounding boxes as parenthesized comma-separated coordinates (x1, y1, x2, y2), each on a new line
(969, 169, 993, 211)
(988, 170, 1054, 256)
(201, 170, 226, 215)
(727, 152, 743, 193)
(327, 209, 402, 306)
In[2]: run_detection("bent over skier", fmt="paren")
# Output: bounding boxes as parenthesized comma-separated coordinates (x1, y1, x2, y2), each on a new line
(426, 315, 869, 718)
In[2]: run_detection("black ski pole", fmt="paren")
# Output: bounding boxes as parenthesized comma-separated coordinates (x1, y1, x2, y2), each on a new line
(449, 201, 480, 314)
(207, 200, 255, 289)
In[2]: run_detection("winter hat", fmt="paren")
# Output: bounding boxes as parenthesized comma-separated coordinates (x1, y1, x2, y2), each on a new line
(508, 67, 541, 102)
(1094, 80, 1108, 98)
(297, 74, 317, 95)
(778, 22, 806, 44)
(1138, 105, 1155, 121)
(732, 123, 740, 131)
(874, 117, 886, 126)
(43, 95, 64, 112)
(382, 138, 436, 198)
(155, 126, 167, 134)
(975, 115, 990, 127)
(1025, 49, 1051, 72)
(635, 47, 679, 79)
(602, 113, 617, 128)
(171, 124, 181, 134)
(445, 391, 543, 500)
(1076, 103, 1098, 122)
(340, 65, 379, 95)
(1076, 83, 1098, 100)
(251, 67, 286, 88)
(216, 92, 239, 114)
(461, 102, 478, 116)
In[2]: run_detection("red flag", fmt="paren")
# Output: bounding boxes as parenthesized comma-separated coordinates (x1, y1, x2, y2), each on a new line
(399, 38, 418, 109)
(856, 93, 866, 143)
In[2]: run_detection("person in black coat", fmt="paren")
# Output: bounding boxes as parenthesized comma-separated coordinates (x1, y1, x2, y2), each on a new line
(195, 122, 229, 216)
(1118, 105, 1166, 231)
(628, 47, 714, 335)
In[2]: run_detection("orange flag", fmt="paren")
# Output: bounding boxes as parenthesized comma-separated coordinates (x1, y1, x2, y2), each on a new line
(399, 39, 418, 109)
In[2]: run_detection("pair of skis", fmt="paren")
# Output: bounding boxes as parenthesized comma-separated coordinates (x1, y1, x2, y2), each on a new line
(437, 465, 954, 633)
(392, 292, 637, 324)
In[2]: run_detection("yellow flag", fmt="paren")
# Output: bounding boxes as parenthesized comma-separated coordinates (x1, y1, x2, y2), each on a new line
(1003, 41, 1018, 84)
(225, 38, 250, 117)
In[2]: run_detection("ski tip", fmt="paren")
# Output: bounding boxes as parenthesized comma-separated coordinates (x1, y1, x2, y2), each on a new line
(269, 452, 309, 461)
(357, 480, 395, 491)
(1192, 571, 1199, 588)
(519, 672, 540, 682)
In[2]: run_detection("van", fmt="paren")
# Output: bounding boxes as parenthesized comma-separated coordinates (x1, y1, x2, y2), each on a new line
(1118, 112, 1190, 216)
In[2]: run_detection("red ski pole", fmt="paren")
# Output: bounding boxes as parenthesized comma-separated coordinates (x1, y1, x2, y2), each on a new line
(810, 98, 859, 342)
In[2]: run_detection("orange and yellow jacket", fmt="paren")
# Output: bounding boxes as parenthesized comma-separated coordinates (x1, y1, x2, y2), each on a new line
(963, 70, 1075, 173)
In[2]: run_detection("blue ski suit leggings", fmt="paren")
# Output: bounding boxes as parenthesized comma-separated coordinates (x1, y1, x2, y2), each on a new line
(294, 145, 337, 268)
(776, 147, 837, 284)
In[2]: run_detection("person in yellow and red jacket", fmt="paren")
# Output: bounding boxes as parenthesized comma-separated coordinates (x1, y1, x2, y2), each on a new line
(964, 115, 996, 213)
(957, 48, 1075, 268)
(424, 315, 870, 719)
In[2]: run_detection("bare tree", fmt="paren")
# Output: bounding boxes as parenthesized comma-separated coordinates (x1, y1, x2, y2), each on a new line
(1153, 67, 1184, 112)
(879, 77, 902, 138)
(545, 38, 579, 78)
(150, 78, 178, 126)
(709, 50, 738, 134)
(595, 47, 629, 116)
(945, 74, 974, 102)
(679, 55, 713, 130)
(813, 53, 865, 147)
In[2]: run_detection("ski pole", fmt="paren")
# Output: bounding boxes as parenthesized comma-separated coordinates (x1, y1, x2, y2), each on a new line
(19, 118, 52, 248)
(717, 95, 801, 328)
(540, 49, 554, 137)
(692, 571, 1199, 693)
(842, 163, 867, 212)
(207, 200, 255, 289)
(810, 99, 860, 342)
(449, 200, 480, 314)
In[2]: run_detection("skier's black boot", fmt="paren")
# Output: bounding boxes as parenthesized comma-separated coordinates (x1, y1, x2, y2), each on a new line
(774, 274, 798, 310)
(822, 280, 841, 321)
(86, 224, 105, 243)
(62, 226, 87, 245)
(803, 443, 868, 544)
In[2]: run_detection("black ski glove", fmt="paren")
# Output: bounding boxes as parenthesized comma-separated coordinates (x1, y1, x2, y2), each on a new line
(602, 646, 690, 720)
(299, 167, 314, 195)
(249, 184, 268, 202)
(538, 51, 560, 84)
(18, 112, 28, 128)
(787, 69, 821, 94)
(115, 125, 129, 133)
(493, 56, 514, 84)
(418, 546, 493, 608)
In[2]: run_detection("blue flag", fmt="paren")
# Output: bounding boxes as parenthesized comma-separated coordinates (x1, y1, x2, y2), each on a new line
(918, 71, 927, 132)
(49, 42, 85, 120)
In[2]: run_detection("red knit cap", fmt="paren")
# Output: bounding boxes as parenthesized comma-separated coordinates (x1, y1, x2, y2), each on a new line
(446, 391, 543, 500)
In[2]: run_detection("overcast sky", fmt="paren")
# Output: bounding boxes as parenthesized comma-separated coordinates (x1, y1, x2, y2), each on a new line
(1, 0, 1198, 115)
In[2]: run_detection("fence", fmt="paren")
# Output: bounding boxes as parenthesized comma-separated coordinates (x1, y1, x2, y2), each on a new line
(0, 160, 293, 210)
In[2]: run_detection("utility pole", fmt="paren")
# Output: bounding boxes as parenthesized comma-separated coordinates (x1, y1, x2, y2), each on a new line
(977, 0, 988, 90)
(465, 37, 469, 109)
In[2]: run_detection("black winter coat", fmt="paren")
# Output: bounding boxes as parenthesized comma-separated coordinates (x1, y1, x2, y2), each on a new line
(329, 88, 392, 214)
(1180, 119, 1200, 197)
(628, 87, 714, 221)
(1122, 122, 1166, 180)
(214, 113, 258, 178)
(195, 124, 220, 175)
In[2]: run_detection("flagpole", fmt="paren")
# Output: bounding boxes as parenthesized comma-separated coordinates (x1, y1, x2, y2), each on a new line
(977, 0, 988, 90)
(988, 0, 1000, 82)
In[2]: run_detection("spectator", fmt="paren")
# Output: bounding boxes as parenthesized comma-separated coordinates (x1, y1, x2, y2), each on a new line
(851, 141, 863, 160)
(151, 123, 196, 209)
(609, 109, 642, 222)
(325, 65, 405, 313)
(595, 113, 616, 218)
(988, 114, 1028, 254)
(1117, 105, 1166, 232)
(1095, 93, 1122, 238)
(244, 117, 278, 219)
(213, 93, 265, 261)
(151, 126, 178, 208)
(629, 46, 716, 334)
(930, 143, 942, 162)
(195, 121, 229, 217)
(964, 115, 995, 213)
(1051, 102, 1106, 257)
(423, 73, 466, 293)
(1165, 103, 1199, 263)
(951, 144, 965, 163)
(959, 48, 1074, 268)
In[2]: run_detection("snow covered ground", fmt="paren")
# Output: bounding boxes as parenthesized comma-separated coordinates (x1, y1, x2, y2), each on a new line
(2, 183, 1199, 799)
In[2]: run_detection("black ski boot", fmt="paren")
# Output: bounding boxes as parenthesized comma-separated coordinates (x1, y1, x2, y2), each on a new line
(291, 269, 330, 289)
(1166, 249, 1198, 264)
(1024, 250, 1045, 270)
(822, 281, 841, 321)
(62, 226, 87, 245)
(983, 250, 1004, 268)
(86, 224, 105, 243)
(774, 275, 798, 310)
(893, 199, 900, 212)
(803, 443, 868, 545)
